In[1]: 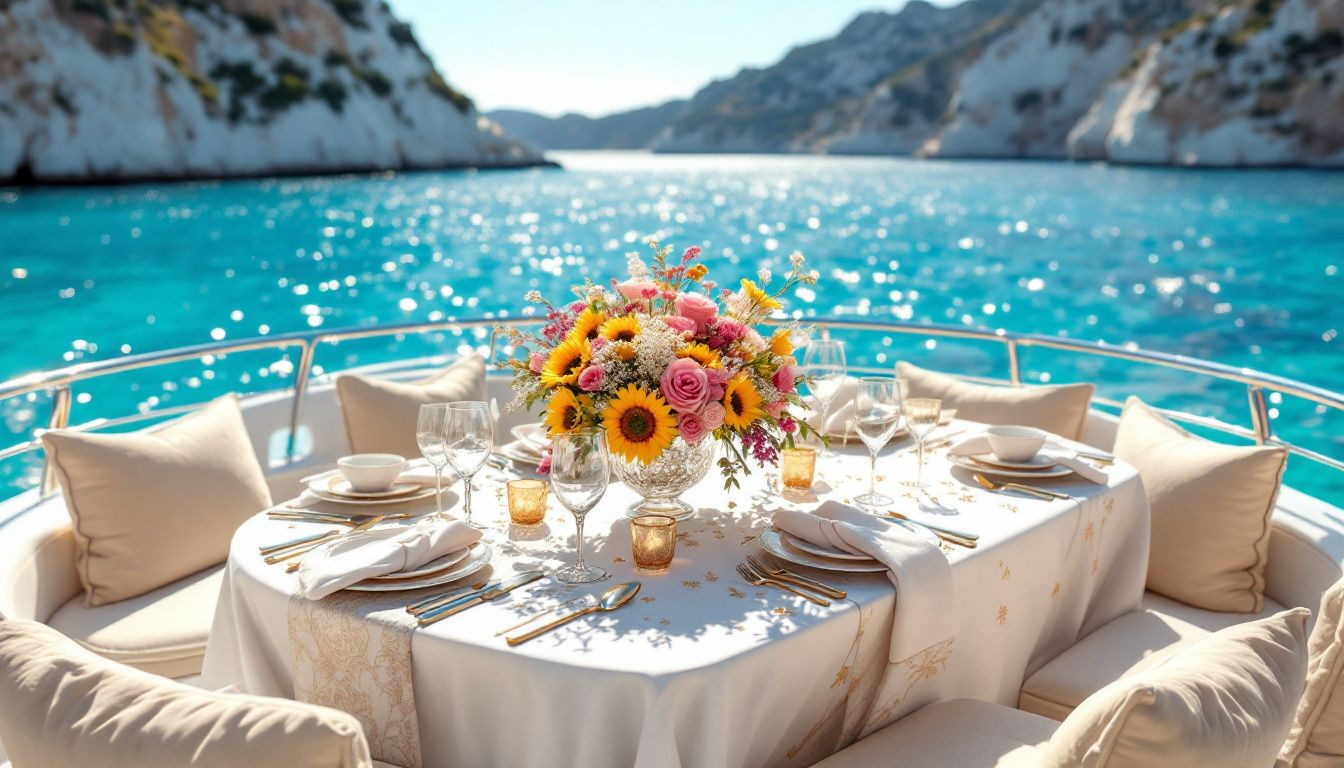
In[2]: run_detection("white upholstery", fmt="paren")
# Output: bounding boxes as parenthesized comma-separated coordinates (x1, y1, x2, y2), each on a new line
(812, 699, 1056, 768)
(1020, 590, 1288, 720)
(46, 565, 223, 679)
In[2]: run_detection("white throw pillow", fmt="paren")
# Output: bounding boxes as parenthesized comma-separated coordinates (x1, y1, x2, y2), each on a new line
(1113, 396, 1287, 613)
(895, 362, 1094, 438)
(1041, 608, 1311, 768)
(1280, 577, 1344, 767)
(0, 619, 372, 768)
(41, 394, 272, 606)
(336, 353, 486, 457)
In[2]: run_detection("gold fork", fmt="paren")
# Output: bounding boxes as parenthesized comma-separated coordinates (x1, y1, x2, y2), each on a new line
(736, 562, 831, 607)
(266, 517, 384, 566)
(745, 554, 847, 599)
(972, 473, 1060, 502)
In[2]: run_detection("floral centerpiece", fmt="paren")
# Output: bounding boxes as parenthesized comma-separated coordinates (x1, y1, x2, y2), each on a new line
(505, 240, 821, 507)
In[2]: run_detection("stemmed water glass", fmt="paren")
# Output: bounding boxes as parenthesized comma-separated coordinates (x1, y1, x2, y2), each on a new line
(549, 429, 610, 584)
(416, 404, 452, 521)
(903, 396, 943, 488)
(443, 402, 493, 527)
(853, 377, 904, 507)
(803, 338, 847, 455)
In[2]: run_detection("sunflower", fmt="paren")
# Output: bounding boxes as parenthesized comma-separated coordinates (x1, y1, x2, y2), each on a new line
(599, 316, 640, 343)
(612, 341, 636, 361)
(769, 329, 793, 357)
(740, 279, 782, 311)
(571, 307, 608, 341)
(602, 384, 677, 464)
(722, 374, 765, 431)
(544, 388, 590, 434)
(540, 334, 591, 388)
(676, 343, 722, 369)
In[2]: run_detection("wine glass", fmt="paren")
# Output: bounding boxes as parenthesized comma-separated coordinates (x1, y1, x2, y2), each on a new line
(902, 397, 943, 488)
(853, 377, 903, 507)
(803, 339, 847, 455)
(550, 429, 610, 584)
(416, 403, 451, 521)
(443, 401, 494, 527)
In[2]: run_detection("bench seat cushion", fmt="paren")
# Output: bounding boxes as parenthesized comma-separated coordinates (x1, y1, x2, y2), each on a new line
(1019, 591, 1286, 721)
(45, 565, 222, 679)
(813, 699, 1056, 768)
(896, 362, 1094, 439)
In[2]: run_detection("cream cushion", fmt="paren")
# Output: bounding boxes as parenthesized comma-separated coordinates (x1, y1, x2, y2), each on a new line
(812, 698, 1056, 768)
(1113, 396, 1287, 613)
(895, 362, 1094, 439)
(41, 395, 272, 607)
(1280, 577, 1344, 767)
(1020, 590, 1287, 720)
(1040, 608, 1311, 768)
(0, 619, 372, 768)
(336, 354, 486, 457)
(45, 565, 221, 679)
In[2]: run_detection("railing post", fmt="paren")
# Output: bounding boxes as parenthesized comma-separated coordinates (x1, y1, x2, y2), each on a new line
(1006, 339, 1022, 386)
(287, 340, 317, 462)
(1247, 385, 1272, 445)
(40, 385, 73, 495)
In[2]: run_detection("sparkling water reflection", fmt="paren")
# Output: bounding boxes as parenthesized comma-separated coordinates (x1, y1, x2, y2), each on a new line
(1, 152, 1340, 500)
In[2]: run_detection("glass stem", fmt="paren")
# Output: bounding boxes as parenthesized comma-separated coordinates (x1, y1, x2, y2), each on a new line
(868, 450, 877, 497)
(915, 439, 925, 487)
(462, 475, 473, 522)
(434, 465, 444, 519)
(574, 514, 587, 567)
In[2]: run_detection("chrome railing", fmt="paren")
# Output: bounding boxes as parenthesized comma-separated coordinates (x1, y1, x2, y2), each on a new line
(1, 316, 1341, 498)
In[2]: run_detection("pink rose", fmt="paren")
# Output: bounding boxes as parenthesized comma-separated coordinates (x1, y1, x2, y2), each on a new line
(529, 352, 545, 374)
(660, 358, 709, 413)
(662, 315, 697, 334)
(705, 367, 730, 402)
(678, 411, 707, 443)
(700, 401, 726, 431)
(766, 400, 786, 419)
(674, 292, 719, 333)
(772, 365, 796, 395)
(577, 365, 605, 392)
(616, 280, 658, 301)
(536, 450, 552, 474)
(568, 301, 587, 313)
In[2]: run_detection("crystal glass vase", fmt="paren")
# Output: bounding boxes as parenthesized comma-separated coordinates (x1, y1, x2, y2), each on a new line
(612, 436, 715, 521)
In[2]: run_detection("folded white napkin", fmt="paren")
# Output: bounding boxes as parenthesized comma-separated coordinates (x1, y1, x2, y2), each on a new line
(514, 423, 551, 452)
(773, 501, 955, 662)
(296, 521, 483, 600)
(948, 435, 1108, 485)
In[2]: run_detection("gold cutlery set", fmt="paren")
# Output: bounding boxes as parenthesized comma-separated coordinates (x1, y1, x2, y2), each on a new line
(972, 473, 1071, 502)
(736, 554, 847, 607)
(258, 511, 410, 571)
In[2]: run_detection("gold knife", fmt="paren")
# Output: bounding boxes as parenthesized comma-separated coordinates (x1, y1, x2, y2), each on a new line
(418, 571, 547, 627)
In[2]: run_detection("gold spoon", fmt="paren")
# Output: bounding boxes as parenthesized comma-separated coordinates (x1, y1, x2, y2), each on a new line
(506, 581, 641, 647)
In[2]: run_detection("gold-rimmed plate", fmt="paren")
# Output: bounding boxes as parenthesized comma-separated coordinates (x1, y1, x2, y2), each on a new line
(348, 542, 493, 592)
(963, 453, 1058, 472)
(309, 475, 424, 499)
(759, 530, 888, 573)
(948, 454, 1073, 479)
(368, 546, 472, 581)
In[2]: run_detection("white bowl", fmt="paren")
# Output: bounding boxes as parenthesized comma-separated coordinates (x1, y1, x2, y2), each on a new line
(337, 454, 407, 492)
(985, 426, 1047, 462)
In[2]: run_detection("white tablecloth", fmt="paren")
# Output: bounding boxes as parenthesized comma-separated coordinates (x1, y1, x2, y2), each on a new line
(202, 424, 1150, 768)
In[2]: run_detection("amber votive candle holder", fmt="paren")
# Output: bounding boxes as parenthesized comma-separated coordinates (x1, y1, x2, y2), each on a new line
(781, 447, 817, 490)
(630, 513, 677, 573)
(506, 479, 547, 526)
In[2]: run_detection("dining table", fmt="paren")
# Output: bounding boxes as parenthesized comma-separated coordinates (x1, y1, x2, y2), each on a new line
(201, 420, 1151, 768)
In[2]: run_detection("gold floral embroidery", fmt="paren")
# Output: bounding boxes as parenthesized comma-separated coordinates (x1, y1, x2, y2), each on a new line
(998, 560, 1011, 580)
(727, 586, 746, 598)
(864, 637, 956, 729)
(682, 580, 702, 589)
(1051, 582, 1061, 599)
(704, 570, 719, 582)
(996, 605, 1008, 625)
(640, 596, 656, 603)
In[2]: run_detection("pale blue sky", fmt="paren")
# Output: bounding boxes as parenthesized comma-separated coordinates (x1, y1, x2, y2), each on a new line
(388, 1, 925, 117)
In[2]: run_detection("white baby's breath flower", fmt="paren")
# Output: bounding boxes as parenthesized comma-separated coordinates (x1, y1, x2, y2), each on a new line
(524, 290, 544, 304)
(757, 267, 772, 285)
(625, 252, 649, 281)
(789, 251, 805, 270)
(724, 290, 752, 317)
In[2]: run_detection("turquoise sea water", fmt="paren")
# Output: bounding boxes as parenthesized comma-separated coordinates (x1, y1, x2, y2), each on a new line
(1, 151, 1341, 501)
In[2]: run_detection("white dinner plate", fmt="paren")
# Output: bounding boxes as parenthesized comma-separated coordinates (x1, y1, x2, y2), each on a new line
(347, 542, 493, 592)
(948, 454, 1074, 479)
(511, 423, 551, 452)
(779, 531, 878, 561)
(963, 453, 1058, 471)
(759, 530, 889, 573)
(308, 484, 440, 506)
(499, 440, 545, 466)
(826, 424, 909, 442)
(309, 475, 424, 499)
(368, 545, 471, 581)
